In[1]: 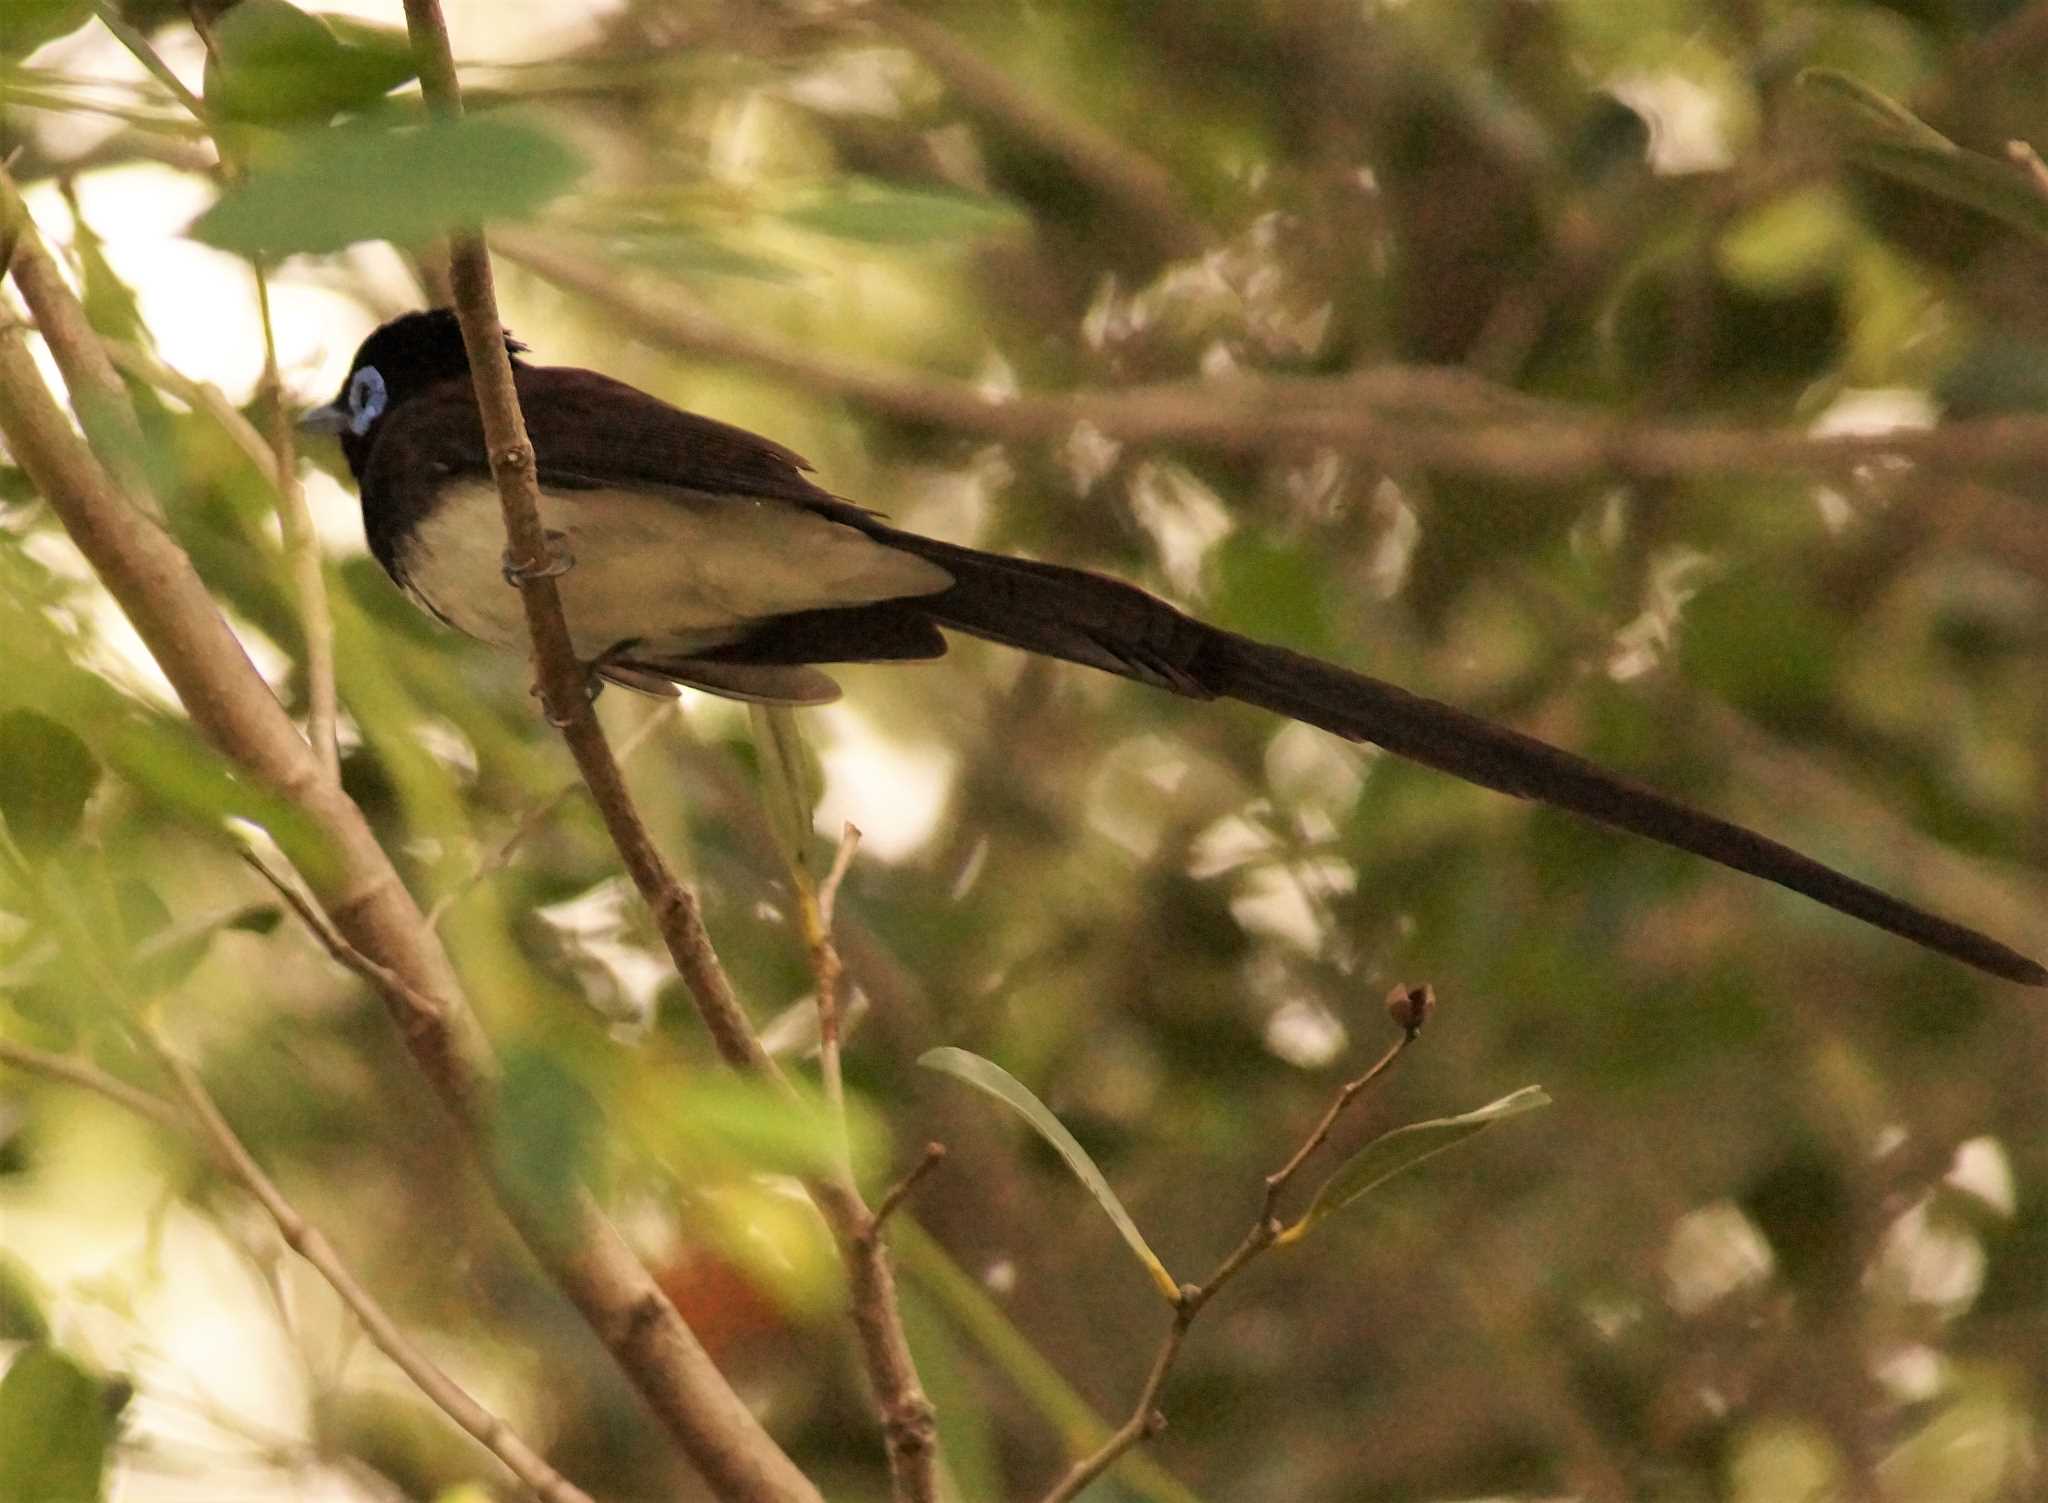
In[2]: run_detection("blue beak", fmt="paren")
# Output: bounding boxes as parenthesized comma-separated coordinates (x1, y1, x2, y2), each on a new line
(299, 401, 350, 435)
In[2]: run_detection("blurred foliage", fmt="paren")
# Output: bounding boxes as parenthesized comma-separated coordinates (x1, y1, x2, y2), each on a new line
(3, 0, 2048, 1500)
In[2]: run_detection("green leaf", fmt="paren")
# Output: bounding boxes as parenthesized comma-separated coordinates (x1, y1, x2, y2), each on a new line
(919, 1047, 1180, 1300)
(1798, 68, 2048, 246)
(188, 113, 586, 257)
(0, 709, 100, 854)
(0, 0, 92, 61)
(0, 1345, 113, 1503)
(603, 230, 801, 283)
(123, 894, 284, 994)
(0, 1254, 50, 1343)
(633, 1072, 882, 1179)
(1797, 68, 1956, 151)
(490, 1049, 603, 1247)
(1280, 1085, 1551, 1244)
(750, 705, 819, 879)
(780, 180, 1023, 247)
(202, 0, 416, 125)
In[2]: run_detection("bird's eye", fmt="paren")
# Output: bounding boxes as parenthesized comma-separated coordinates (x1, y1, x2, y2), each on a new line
(346, 366, 388, 435)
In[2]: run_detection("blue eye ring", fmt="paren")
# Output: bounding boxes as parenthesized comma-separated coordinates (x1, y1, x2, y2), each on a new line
(347, 366, 388, 435)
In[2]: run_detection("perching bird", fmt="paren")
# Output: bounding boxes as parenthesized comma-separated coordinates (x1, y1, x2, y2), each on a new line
(303, 309, 2044, 987)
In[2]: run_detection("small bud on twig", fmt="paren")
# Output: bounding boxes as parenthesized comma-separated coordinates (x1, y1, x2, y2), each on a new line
(1384, 982, 1435, 1037)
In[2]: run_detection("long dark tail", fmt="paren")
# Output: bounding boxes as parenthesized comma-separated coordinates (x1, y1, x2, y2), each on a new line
(881, 529, 2045, 987)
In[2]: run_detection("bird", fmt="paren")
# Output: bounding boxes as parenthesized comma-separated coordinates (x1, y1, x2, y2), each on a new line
(302, 308, 2045, 988)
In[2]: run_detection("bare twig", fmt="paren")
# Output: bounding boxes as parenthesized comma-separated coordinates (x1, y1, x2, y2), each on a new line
(0, 1037, 187, 1133)
(103, 339, 275, 478)
(240, 851, 445, 1028)
(144, 1030, 599, 1503)
(1259, 1025, 1417, 1226)
(1038, 1021, 1421, 1502)
(94, 2, 209, 123)
(866, 1142, 947, 1236)
(2008, 139, 2048, 199)
(767, 782, 937, 1500)
(816, 822, 861, 929)
(1039, 1320, 1182, 1503)
(252, 268, 340, 780)
(425, 703, 672, 930)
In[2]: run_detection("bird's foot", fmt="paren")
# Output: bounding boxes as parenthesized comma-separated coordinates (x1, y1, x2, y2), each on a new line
(503, 529, 574, 586)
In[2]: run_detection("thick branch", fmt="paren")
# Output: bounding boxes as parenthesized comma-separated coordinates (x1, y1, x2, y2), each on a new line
(0, 193, 819, 1503)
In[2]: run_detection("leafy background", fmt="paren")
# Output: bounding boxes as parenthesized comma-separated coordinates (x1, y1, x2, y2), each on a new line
(3, 1, 2047, 1500)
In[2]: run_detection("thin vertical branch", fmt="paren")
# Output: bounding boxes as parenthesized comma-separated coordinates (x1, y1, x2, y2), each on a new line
(400, 0, 771, 1078)
(253, 266, 339, 780)
(776, 806, 939, 1502)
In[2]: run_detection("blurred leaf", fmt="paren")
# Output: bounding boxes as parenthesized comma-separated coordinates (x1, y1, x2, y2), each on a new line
(602, 230, 800, 283)
(125, 894, 283, 993)
(1799, 69, 2048, 246)
(64, 208, 148, 348)
(490, 1048, 603, 1246)
(189, 113, 586, 256)
(1279, 1086, 1550, 1244)
(0, 1254, 49, 1342)
(631, 1071, 881, 1179)
(919, 1046, 1180, 1300)
(1798, 68, 1955, 151)
(898, 1288, 1005, 1502)
(0, 1345, 112, 1503)
(0, 709, 100, 855)
(114, 878, 200, 995)
(0, 0, 92, 61)
(780, 179, 1023, 246)
(749, 705, 819, 879)
(202, 0, 415, 125)
(1717, 189, 1856, 294)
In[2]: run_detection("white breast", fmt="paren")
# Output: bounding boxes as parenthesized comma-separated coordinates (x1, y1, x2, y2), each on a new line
(397, 481, 952, 660)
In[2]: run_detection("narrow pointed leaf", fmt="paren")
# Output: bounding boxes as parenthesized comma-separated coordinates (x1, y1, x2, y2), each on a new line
(1281, 1085, 1551, 1244)
(1798, 69, 2048, 246)
(750, 704, 818, 878)
(920, 1047, 1179, 1300)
